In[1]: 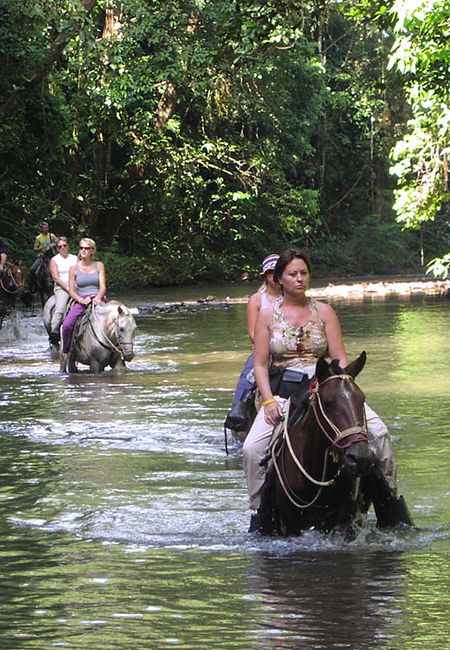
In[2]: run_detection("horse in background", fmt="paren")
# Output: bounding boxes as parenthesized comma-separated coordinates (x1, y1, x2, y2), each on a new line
(0, 262, 33, 328)
(49, 300, 137, 374)
(29, 250, 54, 307)
(257, 352, 414, 536)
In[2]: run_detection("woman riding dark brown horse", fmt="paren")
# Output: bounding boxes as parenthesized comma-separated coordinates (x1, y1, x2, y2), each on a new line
(243, 248, 413, 534)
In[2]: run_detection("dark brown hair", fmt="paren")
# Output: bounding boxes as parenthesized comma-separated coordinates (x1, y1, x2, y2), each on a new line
(273, 248, 312, 286)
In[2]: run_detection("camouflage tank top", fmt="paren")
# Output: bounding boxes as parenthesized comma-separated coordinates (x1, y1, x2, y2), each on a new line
(269, 296, 328, 369)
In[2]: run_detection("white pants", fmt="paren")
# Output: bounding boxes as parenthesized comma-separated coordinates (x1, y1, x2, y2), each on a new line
(243, 398, 397, 510)
(51, 285, 71, 332)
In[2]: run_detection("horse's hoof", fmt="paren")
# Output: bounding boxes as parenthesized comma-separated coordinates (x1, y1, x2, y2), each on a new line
(49, 331, 60, 346)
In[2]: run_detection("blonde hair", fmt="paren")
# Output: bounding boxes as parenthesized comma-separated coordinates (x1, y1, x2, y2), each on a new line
(79, 237, 96, 253)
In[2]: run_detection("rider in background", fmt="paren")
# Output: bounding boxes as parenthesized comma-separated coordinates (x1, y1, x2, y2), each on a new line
(48, 236, 78, 345)
(27, 222, 58, 292)
(0, 239, 6, 272)
(61, 237, 106, 355)
(243, 248, 398, 532)
(224, 254, 281, 431)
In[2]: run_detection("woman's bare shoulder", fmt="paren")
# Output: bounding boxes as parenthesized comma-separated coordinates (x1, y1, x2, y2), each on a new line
(247, 291, 262, 307)
(258, 303, 273, 323)
(315, 300, 337, 320)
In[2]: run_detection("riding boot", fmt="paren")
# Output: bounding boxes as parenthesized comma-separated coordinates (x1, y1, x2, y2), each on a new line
(248, 477, 276, 535)
(370, 461, 415, 528)
(248, 510, 264, 534)
(224, 400, 248, 431)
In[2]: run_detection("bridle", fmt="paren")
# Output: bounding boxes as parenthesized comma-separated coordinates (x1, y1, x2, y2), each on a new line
(309, 375, 368, 449)
(89, 303, 134, 361)
(0, 265, 23, 295)
(271, 374, 368, 509)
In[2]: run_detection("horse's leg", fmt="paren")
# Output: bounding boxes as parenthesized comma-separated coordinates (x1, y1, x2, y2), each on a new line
(110, 358, 126, 375)
(60, 353, 68, 373)
(89, 358, 102, 374)
(67, 346, 78, 373)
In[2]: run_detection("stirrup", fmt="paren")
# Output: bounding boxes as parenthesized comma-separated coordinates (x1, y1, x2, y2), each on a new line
(224, 400, 248, 431)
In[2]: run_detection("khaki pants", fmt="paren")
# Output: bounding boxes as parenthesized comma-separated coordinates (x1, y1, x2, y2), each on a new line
(243, 399, 397, 510)
(51, 285, 70, 333)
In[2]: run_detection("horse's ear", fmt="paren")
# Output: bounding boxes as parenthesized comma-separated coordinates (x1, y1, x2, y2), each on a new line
(316, 356, 330, 383)
(118, 305, 123, 315)
(345, 351, 367, 379)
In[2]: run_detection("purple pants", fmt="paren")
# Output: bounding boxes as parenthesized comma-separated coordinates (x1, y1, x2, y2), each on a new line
(61, 295, 103, 353)
(61, 302, 87, 353)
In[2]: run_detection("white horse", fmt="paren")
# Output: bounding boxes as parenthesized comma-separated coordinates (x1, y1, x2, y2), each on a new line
(44, 298, 137, 373)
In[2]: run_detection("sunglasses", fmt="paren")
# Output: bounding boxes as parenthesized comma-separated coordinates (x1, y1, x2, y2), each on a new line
(79, 246, 92, 250)
(58, 244, 67, 248)
(296, 327, 304, 354)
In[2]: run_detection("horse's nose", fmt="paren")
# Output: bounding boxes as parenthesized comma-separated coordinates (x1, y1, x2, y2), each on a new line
(123, 351, 134, 362)
(345, 446, 375, 477)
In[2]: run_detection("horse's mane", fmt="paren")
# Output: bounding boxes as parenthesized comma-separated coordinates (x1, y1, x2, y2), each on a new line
(93, 301, 132, 325)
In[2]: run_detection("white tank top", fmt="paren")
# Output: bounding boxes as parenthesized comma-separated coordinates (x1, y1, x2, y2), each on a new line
(53, 253, 78, 285)
(260, 289, 271, 310)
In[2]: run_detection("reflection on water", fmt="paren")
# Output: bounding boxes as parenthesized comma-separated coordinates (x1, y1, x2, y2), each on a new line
(246, 549, 450, 650)
(0, 291, 449, 649)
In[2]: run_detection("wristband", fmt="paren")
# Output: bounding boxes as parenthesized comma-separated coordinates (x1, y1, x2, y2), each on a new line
(262, 398, 276, 406)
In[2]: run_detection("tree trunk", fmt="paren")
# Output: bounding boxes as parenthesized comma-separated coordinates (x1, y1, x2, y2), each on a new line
(152, 82, 177, 133)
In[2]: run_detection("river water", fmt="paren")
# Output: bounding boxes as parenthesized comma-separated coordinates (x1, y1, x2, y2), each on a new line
(0, 284, 449, 650)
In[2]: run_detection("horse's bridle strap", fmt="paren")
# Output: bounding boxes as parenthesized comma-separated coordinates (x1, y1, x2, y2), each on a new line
(0, 265, 23, 294)
(90, 303, 133, 360)
(310, 374, 368, 449)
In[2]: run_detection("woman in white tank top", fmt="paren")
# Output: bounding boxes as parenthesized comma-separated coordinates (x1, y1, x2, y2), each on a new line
(48, 237, 78, 343)
(224, 254, 281, 431)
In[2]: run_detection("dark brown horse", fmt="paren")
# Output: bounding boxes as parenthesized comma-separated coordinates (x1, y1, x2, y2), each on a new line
(258, 352, 413, 535)
(0, 262, 33, 328)
(30, 252, 54, 307)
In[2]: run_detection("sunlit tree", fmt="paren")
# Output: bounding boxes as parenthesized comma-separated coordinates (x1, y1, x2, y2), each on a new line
(387, 0, 450, 277)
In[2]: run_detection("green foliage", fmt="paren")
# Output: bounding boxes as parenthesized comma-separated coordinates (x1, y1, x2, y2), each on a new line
(427, 253, 450, 279)
(310, 217, 420, 276)
(384, 0, 450, 276)
(0, 0, 448, 285)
